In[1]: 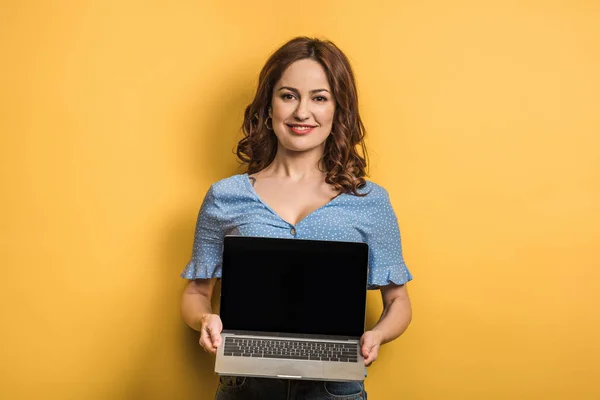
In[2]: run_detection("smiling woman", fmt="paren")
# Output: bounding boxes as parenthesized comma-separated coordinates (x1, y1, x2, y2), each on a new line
(180, 37, 413, 400)
(237, 37, 369, 196)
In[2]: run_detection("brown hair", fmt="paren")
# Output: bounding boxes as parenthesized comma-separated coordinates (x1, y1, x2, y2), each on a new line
(236, 37, 368, 195)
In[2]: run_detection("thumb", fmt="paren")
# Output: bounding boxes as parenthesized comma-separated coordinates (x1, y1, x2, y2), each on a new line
(207, 323, 222, 347)
(361, 334, 372, 357)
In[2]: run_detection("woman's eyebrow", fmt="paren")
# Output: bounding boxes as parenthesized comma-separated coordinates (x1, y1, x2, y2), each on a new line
(277, 86, 331, 94)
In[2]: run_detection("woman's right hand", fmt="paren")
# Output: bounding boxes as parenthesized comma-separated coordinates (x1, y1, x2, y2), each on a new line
(199, 313, 223, 354)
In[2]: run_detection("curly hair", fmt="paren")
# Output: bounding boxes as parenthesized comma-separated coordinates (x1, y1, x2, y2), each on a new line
(236, 37, 369, 195)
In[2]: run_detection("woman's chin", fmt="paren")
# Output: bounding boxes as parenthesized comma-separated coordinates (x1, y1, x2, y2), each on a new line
(275, 134, 329, 155)
(278, 143, 325, 155)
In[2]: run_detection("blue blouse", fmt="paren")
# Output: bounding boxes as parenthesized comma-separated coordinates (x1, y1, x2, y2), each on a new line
(181, 174, 412, 289)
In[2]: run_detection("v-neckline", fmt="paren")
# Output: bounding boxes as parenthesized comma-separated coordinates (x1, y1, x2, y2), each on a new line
(242, 173, 344, 227)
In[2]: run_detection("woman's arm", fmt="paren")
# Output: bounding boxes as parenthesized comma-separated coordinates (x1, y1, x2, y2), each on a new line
(373, 283, 412, 344)
(181, 278, 223, 353)
(361, 283, 412, 365)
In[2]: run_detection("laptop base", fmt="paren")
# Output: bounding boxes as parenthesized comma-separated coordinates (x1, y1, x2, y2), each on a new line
(215, 334, 365, 382)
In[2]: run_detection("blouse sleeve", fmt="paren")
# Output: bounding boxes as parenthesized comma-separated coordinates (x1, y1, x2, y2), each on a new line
(180, 185, 225, 279)
(365, 187, 413, 289)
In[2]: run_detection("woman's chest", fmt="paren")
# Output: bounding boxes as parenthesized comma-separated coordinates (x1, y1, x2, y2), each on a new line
(251, 179, 339, 227)
(221, 199, 369, 243)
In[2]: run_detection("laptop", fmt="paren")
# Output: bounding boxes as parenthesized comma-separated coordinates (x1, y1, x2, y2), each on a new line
(215, 235, 369, 381)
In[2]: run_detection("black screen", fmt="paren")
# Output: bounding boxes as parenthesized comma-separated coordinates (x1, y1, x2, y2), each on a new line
(220, 236, 369, 338)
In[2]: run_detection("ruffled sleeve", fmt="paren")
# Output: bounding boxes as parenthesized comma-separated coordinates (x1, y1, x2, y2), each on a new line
(180, 185, 225, 279)
(365, 186, 413, 289)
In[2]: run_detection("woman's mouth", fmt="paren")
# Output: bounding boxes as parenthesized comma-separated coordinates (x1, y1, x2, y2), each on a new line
(287, 124, 317, 135)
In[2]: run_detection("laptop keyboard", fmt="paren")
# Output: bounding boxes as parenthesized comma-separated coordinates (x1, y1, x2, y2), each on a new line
(223, 337, 358, 363)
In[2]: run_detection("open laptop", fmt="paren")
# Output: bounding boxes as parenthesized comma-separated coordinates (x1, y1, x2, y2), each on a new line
(215, 236, 369, 381)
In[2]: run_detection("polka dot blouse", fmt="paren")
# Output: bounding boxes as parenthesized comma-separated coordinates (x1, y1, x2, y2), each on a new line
(181, 174, 413, 289)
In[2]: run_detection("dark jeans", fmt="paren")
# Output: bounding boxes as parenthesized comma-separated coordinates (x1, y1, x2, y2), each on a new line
(215, 376, 367, 400)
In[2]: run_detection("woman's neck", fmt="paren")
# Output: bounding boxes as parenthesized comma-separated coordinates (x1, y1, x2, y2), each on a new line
(262, 144, 325, 181)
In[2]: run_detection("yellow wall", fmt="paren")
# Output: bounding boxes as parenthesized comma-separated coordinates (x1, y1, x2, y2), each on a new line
(1, 1, 599, 399)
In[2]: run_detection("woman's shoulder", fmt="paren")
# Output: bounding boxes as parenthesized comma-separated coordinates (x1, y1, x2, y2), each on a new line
(348, 180, 398, 218)
(354, 179, 390, 199)
(201, 174, 252, 208)
(209, 173, 248, 193)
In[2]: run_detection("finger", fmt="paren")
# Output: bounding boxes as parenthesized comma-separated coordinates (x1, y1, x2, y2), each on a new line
(361, 345, 370, 359)
(362, 344, 371, 363)
(210, 328, 222, 348)
(364, 348, 378, 366)
(361, 338, 373, 359)
(205, 326, 219, 354)
(199, 327, 214, 352)
(206, 324, 222, 347)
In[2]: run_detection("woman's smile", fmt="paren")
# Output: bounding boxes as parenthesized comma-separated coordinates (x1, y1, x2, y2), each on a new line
(287, 124, 317, 135)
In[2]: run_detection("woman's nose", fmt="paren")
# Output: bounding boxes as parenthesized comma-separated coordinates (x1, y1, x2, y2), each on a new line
(293, 99, 310, 120)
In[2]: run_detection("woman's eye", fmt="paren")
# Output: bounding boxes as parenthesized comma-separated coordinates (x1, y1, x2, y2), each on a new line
(281, 93, 296, 100)
(314, 96, 327, 102)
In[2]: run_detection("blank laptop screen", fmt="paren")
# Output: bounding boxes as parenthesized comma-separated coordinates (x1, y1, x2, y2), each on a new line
(220, 236, 369, 338)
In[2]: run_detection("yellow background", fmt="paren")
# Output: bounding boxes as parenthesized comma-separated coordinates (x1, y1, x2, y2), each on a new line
(1, 1, 599, 399)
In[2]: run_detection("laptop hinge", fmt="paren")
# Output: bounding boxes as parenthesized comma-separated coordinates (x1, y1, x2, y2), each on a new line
(222, 330, 360, 342)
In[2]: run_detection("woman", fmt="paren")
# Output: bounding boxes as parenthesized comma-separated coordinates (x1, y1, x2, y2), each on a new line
(181, 37, 413, 400)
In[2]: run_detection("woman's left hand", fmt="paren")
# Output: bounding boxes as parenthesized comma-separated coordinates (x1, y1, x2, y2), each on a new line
(360, 329, 384, 366)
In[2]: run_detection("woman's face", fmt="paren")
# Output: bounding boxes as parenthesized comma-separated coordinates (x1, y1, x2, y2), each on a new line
(270, 58, 336, 155)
